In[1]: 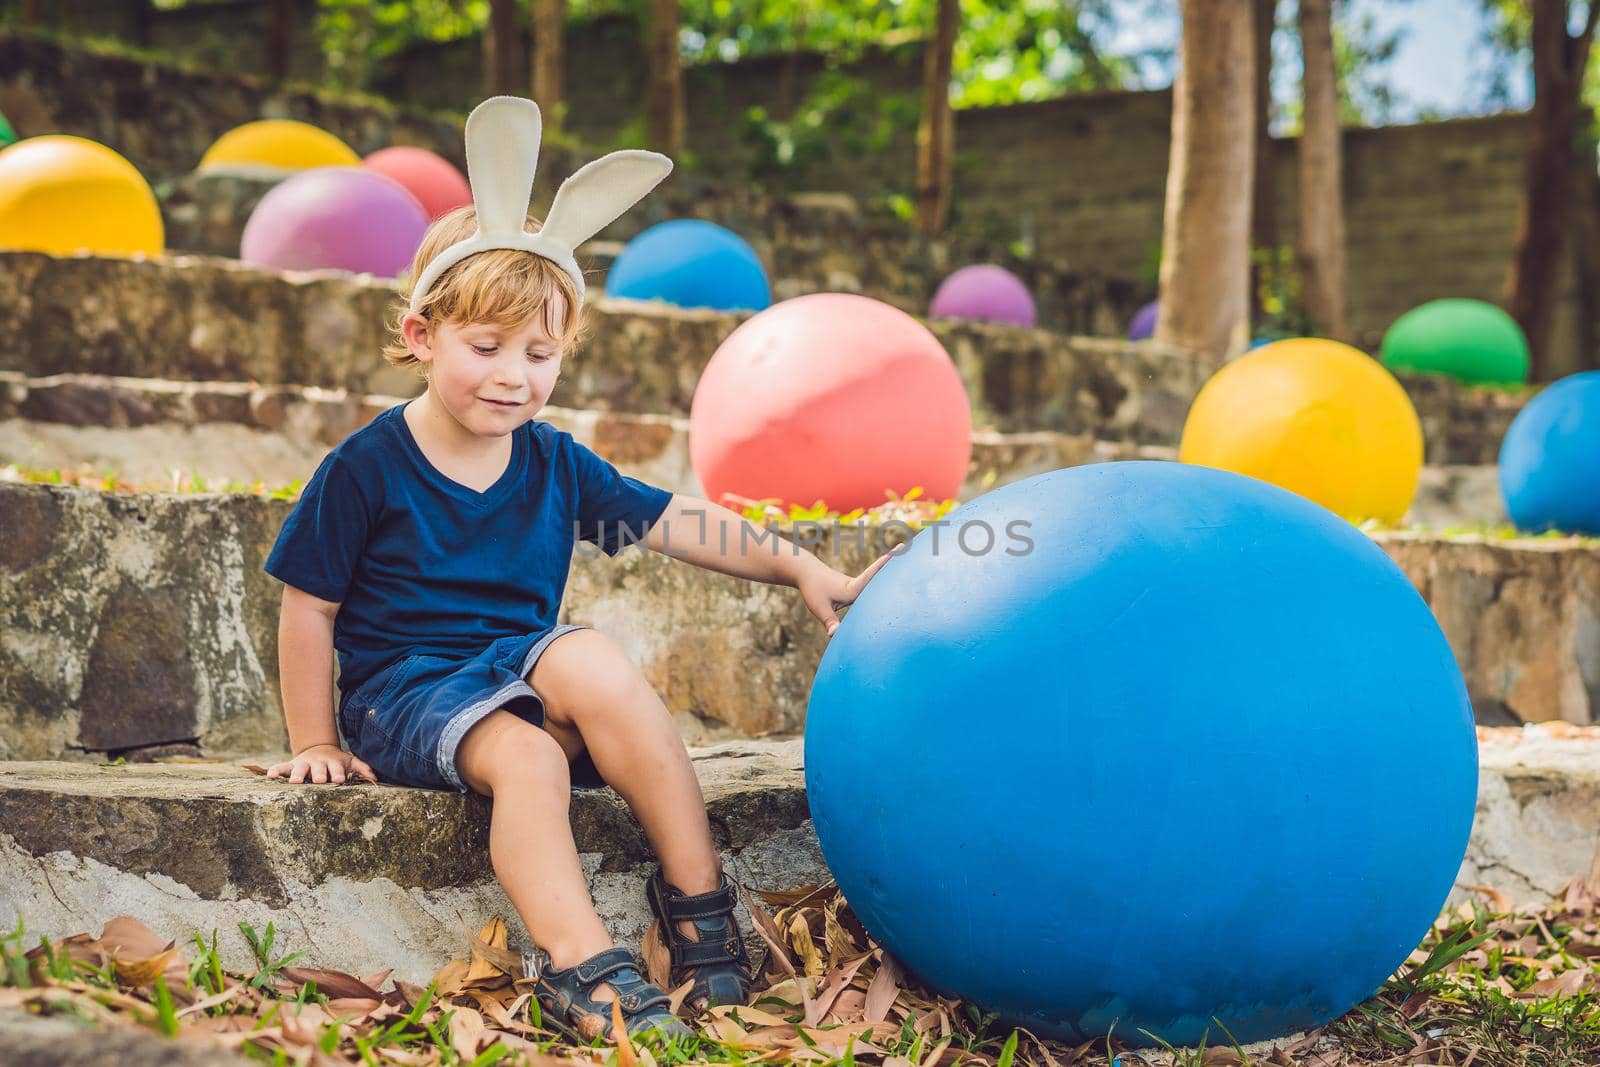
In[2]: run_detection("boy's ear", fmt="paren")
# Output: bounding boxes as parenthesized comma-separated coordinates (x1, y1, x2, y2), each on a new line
(401, 312, 435, 361)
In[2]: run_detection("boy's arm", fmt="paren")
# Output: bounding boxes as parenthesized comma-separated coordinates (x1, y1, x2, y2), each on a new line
(268, 585, 378, 784)
(643, 495, 890, 635)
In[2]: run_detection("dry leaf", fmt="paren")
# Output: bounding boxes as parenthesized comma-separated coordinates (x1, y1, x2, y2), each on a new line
(787, 911, 825, 977)
(806, 953, 871, 1025)
(1461, 883, 1516, 915)
(641, 919, 672, 989)
(451, 1004, 487, 1060)
(112, 945, 181, 989)
(865, 951, 903, 1023)
(430, 957, 470, 999)
(279, 966, 385, 1001)
(462, 915, 519, 983)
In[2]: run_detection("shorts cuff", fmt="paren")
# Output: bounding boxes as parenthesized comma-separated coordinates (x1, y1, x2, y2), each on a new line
(436, 680, 531, 791)
(518, 622, 589, 677)
(437, 623, 592, 792)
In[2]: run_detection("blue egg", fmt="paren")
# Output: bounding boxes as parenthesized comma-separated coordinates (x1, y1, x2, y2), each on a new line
(1499, 370, 1600, 536)
(806, 462, 1477, 1047)
(604, 219, 771, 312)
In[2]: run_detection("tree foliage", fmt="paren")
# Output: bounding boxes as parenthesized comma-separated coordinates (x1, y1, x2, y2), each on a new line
(303, 0, 1152, 104)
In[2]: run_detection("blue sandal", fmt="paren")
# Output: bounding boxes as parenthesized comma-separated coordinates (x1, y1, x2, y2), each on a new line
(521, 945, 695, 1044)
(646, 865, 755, 1013)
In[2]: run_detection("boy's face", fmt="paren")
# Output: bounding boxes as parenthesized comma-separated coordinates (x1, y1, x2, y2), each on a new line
(403, 300, 566, 438)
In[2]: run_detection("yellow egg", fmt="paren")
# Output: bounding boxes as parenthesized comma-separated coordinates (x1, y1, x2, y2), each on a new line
(199, 119, 359, 172)
(0, 135, 164, 257)
(1179, 337, 1423, 523)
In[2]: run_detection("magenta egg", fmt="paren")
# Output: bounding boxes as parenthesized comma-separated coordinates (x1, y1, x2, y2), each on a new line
(241, 166, 429, 277)
(929, 264, 1037, 327)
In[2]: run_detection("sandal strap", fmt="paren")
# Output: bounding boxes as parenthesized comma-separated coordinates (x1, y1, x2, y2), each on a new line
(670, 937, 747, 969)
(526, 946, 675, 1039)
(654, 879, 738, 923)
(647, 866, 754, 1005)
(573, 946, 648, 985)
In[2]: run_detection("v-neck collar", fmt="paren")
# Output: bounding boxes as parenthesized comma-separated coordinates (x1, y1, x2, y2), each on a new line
(389, 403, 526, 509)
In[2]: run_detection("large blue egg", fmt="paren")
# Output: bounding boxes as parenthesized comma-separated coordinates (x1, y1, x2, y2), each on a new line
(1499, 370, 1600, 536)
(806, 462, 1477, 1048)
(604, 219, 771, 312)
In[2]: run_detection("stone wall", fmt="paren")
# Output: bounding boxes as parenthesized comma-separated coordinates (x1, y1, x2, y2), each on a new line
(2, 251, 1523, 460)
(3, 483, 1595, 763)
(156, 174, 1144, 337)
(0, 251, 1207, 444)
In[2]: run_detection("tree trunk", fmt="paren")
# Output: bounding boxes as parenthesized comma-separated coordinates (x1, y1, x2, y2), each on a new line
(531, 0, 566, 132)
(17, 0, 40, 27)
(645, 0, 685, 154)
(776, 14, 810, 120)
(484, 0, 521, 99)
(266, 0, 295, 82)
(1505, 0, 1598, 380)
(914, 0, 959, 237)
(1155, 0, 1257, 357)
(1249, 0, 1276, 322)
(1296, 0, 1348, 339)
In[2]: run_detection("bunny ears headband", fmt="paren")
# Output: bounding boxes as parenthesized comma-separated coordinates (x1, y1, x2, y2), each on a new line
(408, 96, 674, 312)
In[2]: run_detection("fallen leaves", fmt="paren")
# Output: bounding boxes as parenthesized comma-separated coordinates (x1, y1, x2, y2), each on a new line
(7, 864, 1600, 1066)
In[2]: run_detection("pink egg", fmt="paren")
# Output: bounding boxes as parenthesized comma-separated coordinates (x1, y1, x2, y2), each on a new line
(690, 293, 972, 512)
(363, 145, 472, 220)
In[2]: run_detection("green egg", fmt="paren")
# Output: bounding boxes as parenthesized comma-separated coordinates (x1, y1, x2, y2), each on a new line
(1380, 298, 1531, 385)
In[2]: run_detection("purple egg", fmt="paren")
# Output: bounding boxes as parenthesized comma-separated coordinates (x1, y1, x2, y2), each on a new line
(240, 166, 429, 277)
(929, 265, 1037, 327)
(1128, 299, 1159, 341)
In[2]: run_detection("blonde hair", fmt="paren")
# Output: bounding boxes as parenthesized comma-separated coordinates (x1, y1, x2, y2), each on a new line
(384, 206, 587, 371)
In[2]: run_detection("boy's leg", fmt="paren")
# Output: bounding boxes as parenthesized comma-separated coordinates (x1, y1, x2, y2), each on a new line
(529, 629, 724, 904)
(456, 710, 618, 1002)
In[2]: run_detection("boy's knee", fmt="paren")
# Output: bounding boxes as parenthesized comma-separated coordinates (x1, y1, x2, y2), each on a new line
(459, 712, 570, 796)
(533, 630, 651, 721)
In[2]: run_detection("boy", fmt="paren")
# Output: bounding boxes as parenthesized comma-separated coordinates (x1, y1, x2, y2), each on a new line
(263, 97, 889, 1045)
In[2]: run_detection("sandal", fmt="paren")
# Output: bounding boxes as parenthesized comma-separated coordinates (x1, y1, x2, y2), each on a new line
(521, 945, 696, 1045)
(646, 865, 755, 1013)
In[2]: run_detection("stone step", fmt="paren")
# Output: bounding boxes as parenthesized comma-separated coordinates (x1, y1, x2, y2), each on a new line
(0, 250, 1519, 462)
(0, 370, 1152, 508)
(2, 729, 1594, 987)
(0, 740, 818, 990)
(1, 482, 1594, 762)
(0, 371, 1508, 529)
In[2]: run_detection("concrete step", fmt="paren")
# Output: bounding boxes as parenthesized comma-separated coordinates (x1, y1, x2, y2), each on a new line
(1, 481, 1594, 762)
(2, 729, 1595, 988)
(0, 371, 1509, 529)
(0, 250, 1520, 462)
(0, 740, 818, 990)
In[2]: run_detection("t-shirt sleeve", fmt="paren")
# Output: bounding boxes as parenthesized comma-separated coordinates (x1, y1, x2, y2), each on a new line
(571, 439, 674, 557)
(263, 452, 373, 602)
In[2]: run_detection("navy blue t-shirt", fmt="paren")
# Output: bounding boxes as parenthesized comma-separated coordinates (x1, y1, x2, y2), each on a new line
(263, 404, 674, 699)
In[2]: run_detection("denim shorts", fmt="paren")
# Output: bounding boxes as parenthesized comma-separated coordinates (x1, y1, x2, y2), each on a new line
(337, 623, 606, 793)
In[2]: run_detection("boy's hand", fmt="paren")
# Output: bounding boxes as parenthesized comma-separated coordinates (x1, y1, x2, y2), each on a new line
(799, 552, 893, 637)
(265, 743, 378, 785)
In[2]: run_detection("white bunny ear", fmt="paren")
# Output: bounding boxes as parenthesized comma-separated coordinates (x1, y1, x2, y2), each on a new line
(466, 96, 543, 240)
(541, 150, 674, 251)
